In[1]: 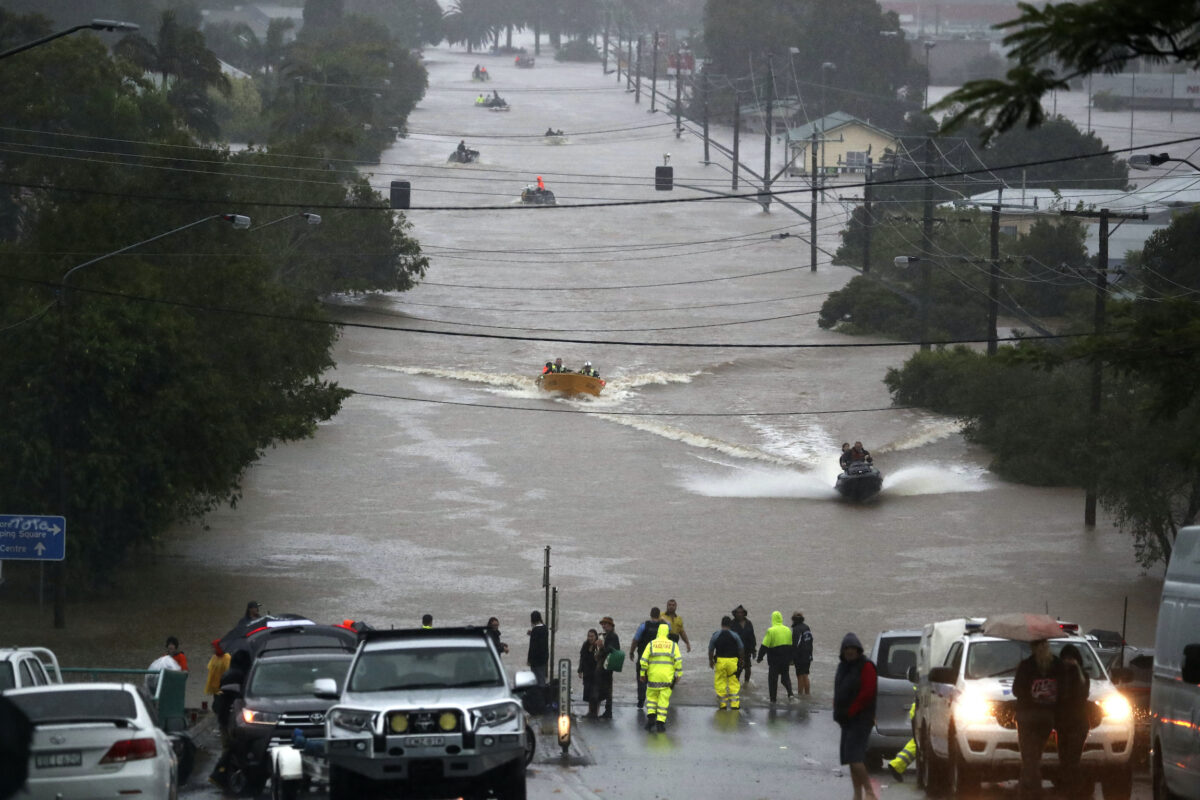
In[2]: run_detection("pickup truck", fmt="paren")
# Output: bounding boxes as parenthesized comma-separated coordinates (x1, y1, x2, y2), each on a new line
(314, 626, 535, 800)
(0, 646, 62, 690)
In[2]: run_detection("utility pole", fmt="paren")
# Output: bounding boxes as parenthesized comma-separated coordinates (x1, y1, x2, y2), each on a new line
(811, 129, 819, 271)
(732, 96, 740, 190)
(626, 37, 633, 91)
(635, 36, 642, 103)
(701, 69, 710, 161)
(987, 196, 1001, 356)
(920, 137, 935, 351)
(601, 17, 610, 74)
(862, 158, 873, 274)
(674, 49, 683, 138)
(650, 31, 659, 111)
(1059, 206, 1147, 525)
(615, 28, 622, 83)
(762, 56, 774, 212)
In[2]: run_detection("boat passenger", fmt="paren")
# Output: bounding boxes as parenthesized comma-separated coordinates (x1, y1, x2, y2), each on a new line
(580, 361, 599, 378)
(473, 64, 481, 79)
(543, 361, 554, 375)
(839, 442, 851, 470)
(553, 358, 565, 373)
(847, 441, 872, 465)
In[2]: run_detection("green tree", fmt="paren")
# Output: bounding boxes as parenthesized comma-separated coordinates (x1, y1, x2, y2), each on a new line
(113, 10, 231, 140)
(0, 16, 428, 590)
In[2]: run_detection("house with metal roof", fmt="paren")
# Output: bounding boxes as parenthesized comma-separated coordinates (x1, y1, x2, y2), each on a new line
(785, 112, 900, 177)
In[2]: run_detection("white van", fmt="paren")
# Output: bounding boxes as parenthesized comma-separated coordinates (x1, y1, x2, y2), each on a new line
(1150, 525, 1200, 800)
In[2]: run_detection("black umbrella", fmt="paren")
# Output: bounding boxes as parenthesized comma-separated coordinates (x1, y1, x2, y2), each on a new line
(218, 613, 312, 655)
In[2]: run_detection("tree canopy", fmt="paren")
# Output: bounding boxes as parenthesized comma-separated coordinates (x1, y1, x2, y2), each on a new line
(0, 18, 427, 591)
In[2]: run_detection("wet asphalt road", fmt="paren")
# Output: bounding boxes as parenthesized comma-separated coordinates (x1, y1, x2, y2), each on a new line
(179, 700, 1150, 800)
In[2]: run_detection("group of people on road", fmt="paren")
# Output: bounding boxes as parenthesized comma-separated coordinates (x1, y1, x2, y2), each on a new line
(541, 357, 600, 378)
(564, 602, 816, 733)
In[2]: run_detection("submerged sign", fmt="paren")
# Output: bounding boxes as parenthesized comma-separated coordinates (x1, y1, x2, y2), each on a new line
(0, 515, 66, 561)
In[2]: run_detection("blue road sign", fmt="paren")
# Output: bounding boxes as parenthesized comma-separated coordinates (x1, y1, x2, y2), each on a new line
(0, 515, 66, 561)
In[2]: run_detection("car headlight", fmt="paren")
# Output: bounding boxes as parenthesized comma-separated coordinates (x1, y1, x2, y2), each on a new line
(954, 689, 995, 725)
(1100, 692, 1133, 722)
(329, 708, 377, 733)
(241, 708, 281, 726)
(473, 702, 520, 729)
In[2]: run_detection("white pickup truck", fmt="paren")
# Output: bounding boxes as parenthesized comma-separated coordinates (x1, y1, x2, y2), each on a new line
(0, 646, 62, 690)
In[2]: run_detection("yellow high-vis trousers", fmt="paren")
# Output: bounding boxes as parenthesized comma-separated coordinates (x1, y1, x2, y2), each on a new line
(714, 657, 740, 709)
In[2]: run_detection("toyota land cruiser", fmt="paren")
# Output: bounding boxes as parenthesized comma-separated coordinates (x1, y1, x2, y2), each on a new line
(315, 627, 534, 800)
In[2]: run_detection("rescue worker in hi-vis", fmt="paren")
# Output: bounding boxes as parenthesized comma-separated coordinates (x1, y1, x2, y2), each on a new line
(708, 615, 744, 710)
(639, 622, 682, 731)
(888, 700, 916, 781)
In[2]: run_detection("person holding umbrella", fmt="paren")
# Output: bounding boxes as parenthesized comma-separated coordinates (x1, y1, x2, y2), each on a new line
(1012, 638, 1063, 800)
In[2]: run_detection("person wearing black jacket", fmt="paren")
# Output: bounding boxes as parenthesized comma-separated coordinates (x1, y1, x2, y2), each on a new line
(731, 605, 757, 683)
(1012, 639, 1063, 800)
(1056, 644, 1092, 800)
(595, 616, 620, 718)
(791, 611, 814, 696)
(209, 649, 252, 789)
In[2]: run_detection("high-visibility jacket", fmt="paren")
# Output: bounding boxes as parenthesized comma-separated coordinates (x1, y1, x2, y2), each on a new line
(639, 623, 682, 687)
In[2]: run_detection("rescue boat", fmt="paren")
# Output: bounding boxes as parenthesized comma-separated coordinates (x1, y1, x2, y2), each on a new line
(537, 372, 604, 396)
(835, 461, 883, 501)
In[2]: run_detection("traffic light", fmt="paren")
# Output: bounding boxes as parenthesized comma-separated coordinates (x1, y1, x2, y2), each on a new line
(390, 180, 410, 210)
(655, 166, 673, 191)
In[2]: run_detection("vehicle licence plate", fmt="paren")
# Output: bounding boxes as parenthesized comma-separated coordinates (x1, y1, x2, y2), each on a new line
(36, 751, 82, 768)
(405, 736, 444, 747)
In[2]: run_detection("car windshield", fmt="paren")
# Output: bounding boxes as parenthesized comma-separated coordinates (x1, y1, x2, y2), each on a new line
(349, 646, 502, 692)
(8, 689, 137, 722)
(965, 640, 1105, 679)
(248, 657, 352, 697)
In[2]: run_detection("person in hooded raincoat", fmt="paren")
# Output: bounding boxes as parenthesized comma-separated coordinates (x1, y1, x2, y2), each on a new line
(638, 622, 682, 731)
(757, 610, 795, 702)
(834, 632, 879, 800)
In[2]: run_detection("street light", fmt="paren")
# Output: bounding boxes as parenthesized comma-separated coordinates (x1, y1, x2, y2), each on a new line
(52, 212, 249, 628)
(254, 211, 322, 230)
(0, 19, 139, 61)
(923, 41, 936, 108)
(1129, 152, 1200, 172)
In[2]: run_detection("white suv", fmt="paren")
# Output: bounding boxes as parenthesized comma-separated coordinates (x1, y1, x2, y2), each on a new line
(315, 627, 534, 800)
(914, 621, 1134, 799)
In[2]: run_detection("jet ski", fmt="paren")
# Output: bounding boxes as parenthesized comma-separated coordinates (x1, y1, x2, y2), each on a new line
(448, 148, 480, 163)
(835, 460, 883, 501)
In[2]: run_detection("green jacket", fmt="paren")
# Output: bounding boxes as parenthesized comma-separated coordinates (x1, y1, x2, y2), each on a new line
(757, 611, 794, 664)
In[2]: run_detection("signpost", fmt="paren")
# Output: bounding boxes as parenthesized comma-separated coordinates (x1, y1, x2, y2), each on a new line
(0, 515, 66, 561)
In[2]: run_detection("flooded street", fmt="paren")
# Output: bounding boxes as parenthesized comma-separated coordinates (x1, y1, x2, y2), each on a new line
(3, 40, 1174, 738)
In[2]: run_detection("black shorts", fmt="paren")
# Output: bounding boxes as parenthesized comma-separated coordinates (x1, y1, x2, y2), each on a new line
(839, 714, 873, 765)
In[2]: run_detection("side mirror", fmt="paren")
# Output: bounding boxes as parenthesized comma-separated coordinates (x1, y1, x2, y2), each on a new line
(928, 666, 957, 685)
(1109, 667, 1134, 685)
(313, 677, 339, 700)
(1183, 644, 1200, 685)
(512, 670, 536, 691)
(907, 665, 919, 684)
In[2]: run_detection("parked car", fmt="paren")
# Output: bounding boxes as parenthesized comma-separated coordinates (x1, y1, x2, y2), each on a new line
(5, 682, 177, 800)
(0, 646, 62, 690)
(227, 650, 354, 795)
(317, 626, 535, 800)
(1150, 525, 1200, 800)
(867, 629, 920, 767)
(914, 618, 1134, 799)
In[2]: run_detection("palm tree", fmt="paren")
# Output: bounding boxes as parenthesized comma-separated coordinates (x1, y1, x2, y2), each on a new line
(114, 11, 230, 140)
